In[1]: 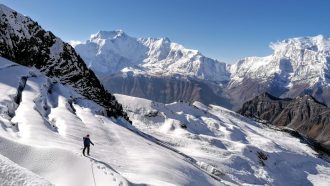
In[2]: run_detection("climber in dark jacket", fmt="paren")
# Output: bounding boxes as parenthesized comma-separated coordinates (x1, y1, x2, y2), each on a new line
(83, 134, 94, 156)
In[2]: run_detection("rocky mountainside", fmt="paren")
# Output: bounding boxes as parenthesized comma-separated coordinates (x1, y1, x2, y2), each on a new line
(239, 92, 330, 150)
(0, 4, 129, 121)
(228, 35, 330, 109)
(103, 73, 232, 108)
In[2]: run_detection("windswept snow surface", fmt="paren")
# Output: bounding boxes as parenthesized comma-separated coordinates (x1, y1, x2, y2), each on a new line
(0, 57, 220, 186)
(116, 94, 330, 186)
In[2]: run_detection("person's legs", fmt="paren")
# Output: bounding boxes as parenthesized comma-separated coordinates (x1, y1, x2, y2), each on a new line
(83, 146, 87, 156)
(87, 146, 90, 156)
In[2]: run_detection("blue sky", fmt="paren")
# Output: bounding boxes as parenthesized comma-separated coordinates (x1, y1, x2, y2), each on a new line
(1, 0, 330, 63)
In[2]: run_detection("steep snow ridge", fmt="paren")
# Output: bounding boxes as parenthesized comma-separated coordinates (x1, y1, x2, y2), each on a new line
(72, 30, 229, 82)
(0, 4, 129, 121)
(0, 57, 221, 185)
(116, 94, 330, 186)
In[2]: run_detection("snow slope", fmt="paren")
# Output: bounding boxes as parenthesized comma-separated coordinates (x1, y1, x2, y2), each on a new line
(71, 30, 229, 82)
(0, 57, 222, 186)
(0, 153, 53, 186)
(116, 94, 330, 186)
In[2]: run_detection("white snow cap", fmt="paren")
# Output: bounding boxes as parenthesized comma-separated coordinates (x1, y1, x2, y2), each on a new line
(270, 35, 330, 53)
(90, 30, 127, 40)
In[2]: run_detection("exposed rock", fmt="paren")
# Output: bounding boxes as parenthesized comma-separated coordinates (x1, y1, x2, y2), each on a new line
(239, 93, 330, 150)
(102, 73, 233, 109)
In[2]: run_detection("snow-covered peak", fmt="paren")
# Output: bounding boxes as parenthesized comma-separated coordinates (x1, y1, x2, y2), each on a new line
(227, 35, 330, 108)
(73, 31, 229, 82)
(231, 35, 330, 80)
(90, 30, 127, 41)
(139, 36, 171, 45)
(270, 35, 330, 56)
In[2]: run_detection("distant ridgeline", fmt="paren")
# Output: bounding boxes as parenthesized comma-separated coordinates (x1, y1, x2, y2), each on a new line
(0, 4, 130, 122)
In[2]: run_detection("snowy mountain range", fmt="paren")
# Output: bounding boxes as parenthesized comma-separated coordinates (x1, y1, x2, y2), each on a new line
(71, 31, 232, 108)
(71, 30, 229, 82)
(72, 31, 330, 110)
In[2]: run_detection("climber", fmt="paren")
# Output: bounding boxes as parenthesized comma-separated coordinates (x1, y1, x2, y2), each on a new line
(83, 134, 94, 156)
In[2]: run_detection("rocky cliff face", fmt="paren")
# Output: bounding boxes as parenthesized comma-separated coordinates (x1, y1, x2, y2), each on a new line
(0, 4, 129, 121)
(239, 93, 330, 149)
(102, 73, 232, 108)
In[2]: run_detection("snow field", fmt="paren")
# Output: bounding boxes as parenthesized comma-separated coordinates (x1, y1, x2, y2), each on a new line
(116, 94, 330, 186)
(0, 57, 220, 185)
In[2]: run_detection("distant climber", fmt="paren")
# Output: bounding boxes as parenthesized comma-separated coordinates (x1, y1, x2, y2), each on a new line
(83, 134, 94, 156)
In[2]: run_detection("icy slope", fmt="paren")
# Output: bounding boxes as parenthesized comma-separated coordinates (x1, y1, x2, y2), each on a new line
(116, 94, 330, 186)
(0, 57, 221, 185)
(72, 30, 229, 82)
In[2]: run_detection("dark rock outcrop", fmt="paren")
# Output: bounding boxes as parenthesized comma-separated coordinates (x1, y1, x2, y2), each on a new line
(0, 4, 130, 122)
(239, 92, 330, 150)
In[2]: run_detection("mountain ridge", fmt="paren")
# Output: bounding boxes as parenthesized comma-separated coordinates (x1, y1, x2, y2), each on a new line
(0, 4, 130, 122)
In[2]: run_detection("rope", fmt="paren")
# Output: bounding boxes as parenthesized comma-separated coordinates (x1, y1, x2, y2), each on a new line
(90, 160, 97, 186)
